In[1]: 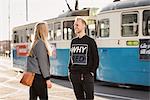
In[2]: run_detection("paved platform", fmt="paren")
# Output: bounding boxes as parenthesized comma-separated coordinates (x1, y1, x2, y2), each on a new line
(0, 58, 75, 100)
(0, 57, 108, 100)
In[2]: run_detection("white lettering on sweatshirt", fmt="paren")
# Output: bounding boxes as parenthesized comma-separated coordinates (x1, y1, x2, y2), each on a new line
(70, 44, 88, 65)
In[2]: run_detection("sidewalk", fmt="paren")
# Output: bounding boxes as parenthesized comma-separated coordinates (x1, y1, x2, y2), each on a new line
(0, 56, 12, 71)
(0, 69, 76, 100)
(0, 57, 76, 100)
(0, 57, 108, 100)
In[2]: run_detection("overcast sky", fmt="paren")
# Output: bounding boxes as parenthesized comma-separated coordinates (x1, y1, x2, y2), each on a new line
(0, 0, 114, 41)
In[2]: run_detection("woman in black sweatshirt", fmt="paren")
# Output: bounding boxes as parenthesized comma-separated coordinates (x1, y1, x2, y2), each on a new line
(68, 17, 99, 100)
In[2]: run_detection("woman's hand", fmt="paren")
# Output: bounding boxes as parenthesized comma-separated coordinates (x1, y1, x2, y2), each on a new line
(46, 80, 52, 88)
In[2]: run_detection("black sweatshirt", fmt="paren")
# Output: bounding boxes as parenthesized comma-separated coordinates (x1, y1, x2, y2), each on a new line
(68, 35, 99, 74)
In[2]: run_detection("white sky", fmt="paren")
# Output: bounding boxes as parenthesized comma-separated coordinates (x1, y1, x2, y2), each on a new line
(0, 0, 114, 41)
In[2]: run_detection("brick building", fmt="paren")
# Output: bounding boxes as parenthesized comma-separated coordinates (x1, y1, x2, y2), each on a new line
(0, 40, 11, 56)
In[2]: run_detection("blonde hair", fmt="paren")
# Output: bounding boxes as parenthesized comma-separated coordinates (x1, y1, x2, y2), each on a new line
(29, 21, 50, 56)
(75, 16, 87, 26)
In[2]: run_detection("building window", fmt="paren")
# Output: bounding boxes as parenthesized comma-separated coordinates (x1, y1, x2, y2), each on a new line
(121, 12, 138, 37)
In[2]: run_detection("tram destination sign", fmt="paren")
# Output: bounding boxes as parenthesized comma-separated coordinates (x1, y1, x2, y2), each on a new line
(139, 39, 150, 60)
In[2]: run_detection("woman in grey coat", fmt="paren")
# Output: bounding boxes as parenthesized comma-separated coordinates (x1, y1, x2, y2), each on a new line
(27, 22, 52, 100)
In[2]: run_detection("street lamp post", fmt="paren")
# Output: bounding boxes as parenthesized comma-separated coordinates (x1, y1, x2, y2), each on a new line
(26, 0, 28, 21)
(8, 0, 11, 57)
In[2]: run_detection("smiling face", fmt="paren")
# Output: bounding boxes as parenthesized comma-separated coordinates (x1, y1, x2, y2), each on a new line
(74, 18, 86, 36)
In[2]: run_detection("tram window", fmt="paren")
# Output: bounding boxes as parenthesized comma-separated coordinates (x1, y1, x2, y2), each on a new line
(29, 28, 34, 35)
(63, 21, 74, 40)
(48, 23, 54, 40)
(14, 34, 19, 43)
(49, 30, 54, 40)
(30, 28, 34, 42)
(26, 35, 30, 42)
(143, 10, 150, 36)
(121, 13, 138, 37)
(87, 19, 96, 38)
(98, 19, 109, 38)
(54, 22, 61, 40)
(26, 34, 33, 42)
(20, 36, 23, 43)
(20, 29, 26, 43)
(25, 29, 30, 42)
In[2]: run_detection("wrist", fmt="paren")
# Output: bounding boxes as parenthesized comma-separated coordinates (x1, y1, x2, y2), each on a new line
(45, 76, 51, 80)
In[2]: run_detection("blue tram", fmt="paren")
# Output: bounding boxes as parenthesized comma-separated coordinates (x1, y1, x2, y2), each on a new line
(12, 0, 150, 87)
(12, 8, 98, 76)
(96, 0, 150, 86)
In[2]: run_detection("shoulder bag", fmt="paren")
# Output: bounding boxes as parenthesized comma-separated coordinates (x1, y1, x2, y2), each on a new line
(20, 71, 35, 86)
(20, 42, 38, 87)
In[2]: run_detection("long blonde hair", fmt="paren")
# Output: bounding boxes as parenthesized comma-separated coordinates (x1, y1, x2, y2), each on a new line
(29, 22, 50, 56)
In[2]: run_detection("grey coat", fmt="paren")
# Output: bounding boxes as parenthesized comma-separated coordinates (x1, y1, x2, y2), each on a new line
(27, 39, 50, 79)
